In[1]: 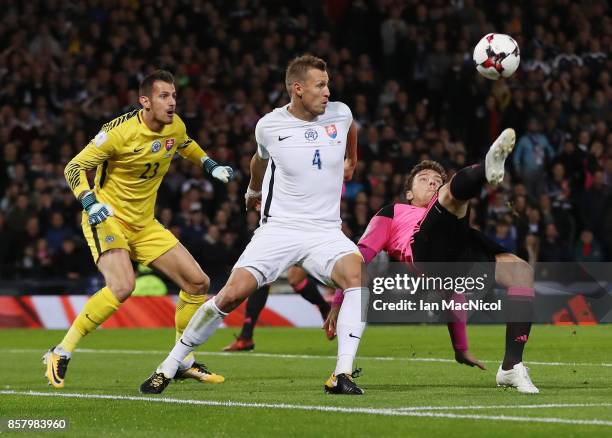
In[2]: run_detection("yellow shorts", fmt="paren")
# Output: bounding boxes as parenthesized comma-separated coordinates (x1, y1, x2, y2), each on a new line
(81, 214, 178, 265)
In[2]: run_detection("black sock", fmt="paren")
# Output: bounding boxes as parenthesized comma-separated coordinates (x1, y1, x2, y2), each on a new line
(502, 297, 534, 370)
(239, 285, 270, 340)
(296, 277, 331, 320)
(449, 164, 486, 201)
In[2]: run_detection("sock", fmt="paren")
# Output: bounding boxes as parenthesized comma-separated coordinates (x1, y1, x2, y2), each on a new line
(334, 287, 366, 375)
(57, 287, 120, 355)
(239, 286, 270, 340)
(175, 290, 206, 367)
(502, 286, 534, 370)
(158, 298, 227, 378)
(449, 164, 486, 201)
(294, 277, 331, 320)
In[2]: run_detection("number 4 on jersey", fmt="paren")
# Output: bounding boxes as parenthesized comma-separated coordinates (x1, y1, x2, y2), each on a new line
(312, 149, 322, 170)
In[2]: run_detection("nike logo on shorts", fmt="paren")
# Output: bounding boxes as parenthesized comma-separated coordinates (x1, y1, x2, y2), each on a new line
(348, 333, 361, 339)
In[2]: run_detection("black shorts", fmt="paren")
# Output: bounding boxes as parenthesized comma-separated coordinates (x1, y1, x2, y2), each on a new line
(411, 200, 506, 276)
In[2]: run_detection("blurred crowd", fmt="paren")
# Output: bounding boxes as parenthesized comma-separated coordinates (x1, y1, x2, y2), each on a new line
(0, 0, 610, 290)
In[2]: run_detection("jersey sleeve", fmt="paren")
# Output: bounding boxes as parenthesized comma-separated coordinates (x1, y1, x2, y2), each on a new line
(176, 136, 208, 165)
(358, 204, 394, 255)
(257, 143, 270, 159)
(338, 101, 353, 128)
(64, 128, 121, 199)
(175, 115, 208, 165)
(357, 244, 379, 264)
(255, 118, 270, 159)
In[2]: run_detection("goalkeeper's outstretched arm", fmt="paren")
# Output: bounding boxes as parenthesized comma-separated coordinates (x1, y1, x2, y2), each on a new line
(176, 137, 233, 183)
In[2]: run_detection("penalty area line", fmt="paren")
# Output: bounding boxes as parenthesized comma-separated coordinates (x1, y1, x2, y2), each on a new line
(1, 390, 611, 427)
(2, 348, 612, 368)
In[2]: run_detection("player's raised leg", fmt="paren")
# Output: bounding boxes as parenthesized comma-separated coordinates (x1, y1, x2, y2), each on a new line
(149, 242, 224, 384)
(437, 127, 515, 217)
(436, 128, 538, 391)
(44, 248, 133, 388)
(494, 253, 539, 394)
(324, 252, 366, 395)
(140, 267, 258, 394)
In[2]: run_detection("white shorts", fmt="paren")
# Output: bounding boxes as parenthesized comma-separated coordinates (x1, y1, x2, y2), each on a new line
(233, 222, 360, 288)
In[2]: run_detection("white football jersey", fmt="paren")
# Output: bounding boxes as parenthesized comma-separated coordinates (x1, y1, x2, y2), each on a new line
(255, 101, 352, 227)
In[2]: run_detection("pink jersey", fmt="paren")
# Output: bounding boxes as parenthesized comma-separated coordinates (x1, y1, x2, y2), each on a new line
(332, 196, 469, 351)
(358, 196, 438, 262)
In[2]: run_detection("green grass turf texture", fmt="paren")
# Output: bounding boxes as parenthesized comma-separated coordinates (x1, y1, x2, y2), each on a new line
(0, 325, 610, 437)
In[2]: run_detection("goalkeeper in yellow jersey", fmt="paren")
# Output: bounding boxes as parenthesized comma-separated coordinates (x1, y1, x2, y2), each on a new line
(44, 70, 230, 388)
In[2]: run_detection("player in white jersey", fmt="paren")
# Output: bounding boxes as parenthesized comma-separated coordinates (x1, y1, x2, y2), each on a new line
(140, 55, 367, 395)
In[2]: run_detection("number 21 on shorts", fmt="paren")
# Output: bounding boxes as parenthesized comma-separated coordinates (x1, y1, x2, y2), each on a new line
(312, 149, 322, 169)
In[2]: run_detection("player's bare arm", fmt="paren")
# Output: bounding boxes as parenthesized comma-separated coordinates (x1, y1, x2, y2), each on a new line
(245, 152, 268, 211)
(344, 121, 358, 181)
(323, 306, 340, 339)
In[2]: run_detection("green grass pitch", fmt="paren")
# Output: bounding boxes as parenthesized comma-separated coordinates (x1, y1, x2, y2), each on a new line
(1, 325, 611, 437)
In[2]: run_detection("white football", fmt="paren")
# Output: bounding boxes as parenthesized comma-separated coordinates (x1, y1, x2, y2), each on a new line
(473, 33, 520, 80)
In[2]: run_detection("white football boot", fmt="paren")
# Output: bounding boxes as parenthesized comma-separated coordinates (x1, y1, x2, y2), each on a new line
(496, 362, 539, 394)
(485, 128, 516, 186)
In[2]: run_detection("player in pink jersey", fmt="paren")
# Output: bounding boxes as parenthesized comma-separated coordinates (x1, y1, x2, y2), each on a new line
(326, 128, 540, 394)
(328, 193, 485, 369)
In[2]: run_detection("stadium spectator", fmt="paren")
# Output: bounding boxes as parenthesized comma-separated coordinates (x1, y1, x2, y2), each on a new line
(52, 238, 93, 281)
(489, 218, 517, 254)
(574, 230, 605, 262)
(582, 169, 610, 244)
(539, 223, 572, 262)
(0, 212, 12, 276)
(512, 118, 555, 194)
(44, 211, 75, 253)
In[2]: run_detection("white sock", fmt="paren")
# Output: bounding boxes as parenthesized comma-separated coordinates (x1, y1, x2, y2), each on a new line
(53, 346, 71, 359)
(334, 287, 366, 375)
(157, 298, 227, 378)
(178, 354, 195, 371)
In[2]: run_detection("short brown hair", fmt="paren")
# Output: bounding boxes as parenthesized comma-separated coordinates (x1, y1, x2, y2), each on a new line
(139, 70, 175, 97)
(404, 160, 447, 192)
(285, 55, 327, 95)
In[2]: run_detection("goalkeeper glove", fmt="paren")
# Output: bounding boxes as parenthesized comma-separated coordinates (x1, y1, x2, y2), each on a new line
(202, 157, 233, 183)
(80, 191, 114, 225)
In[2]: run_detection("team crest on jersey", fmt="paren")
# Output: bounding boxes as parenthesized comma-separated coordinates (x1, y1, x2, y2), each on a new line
(304, 128, 318, 142)
(151, 140, 162, 153)
(325, 124, 337, 139)
(165, 138, 175, 150)
(105, 235, 114, 243)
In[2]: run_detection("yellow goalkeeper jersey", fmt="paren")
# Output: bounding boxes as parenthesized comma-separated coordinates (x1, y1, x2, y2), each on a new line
(65, 109, 207, 229)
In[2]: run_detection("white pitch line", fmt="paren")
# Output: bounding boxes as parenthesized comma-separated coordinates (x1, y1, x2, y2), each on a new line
(1, 390, 611, 427)
(3, 348, 612, 368)
(410, 412, 612, 426)
(396, 403, 612, 411)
